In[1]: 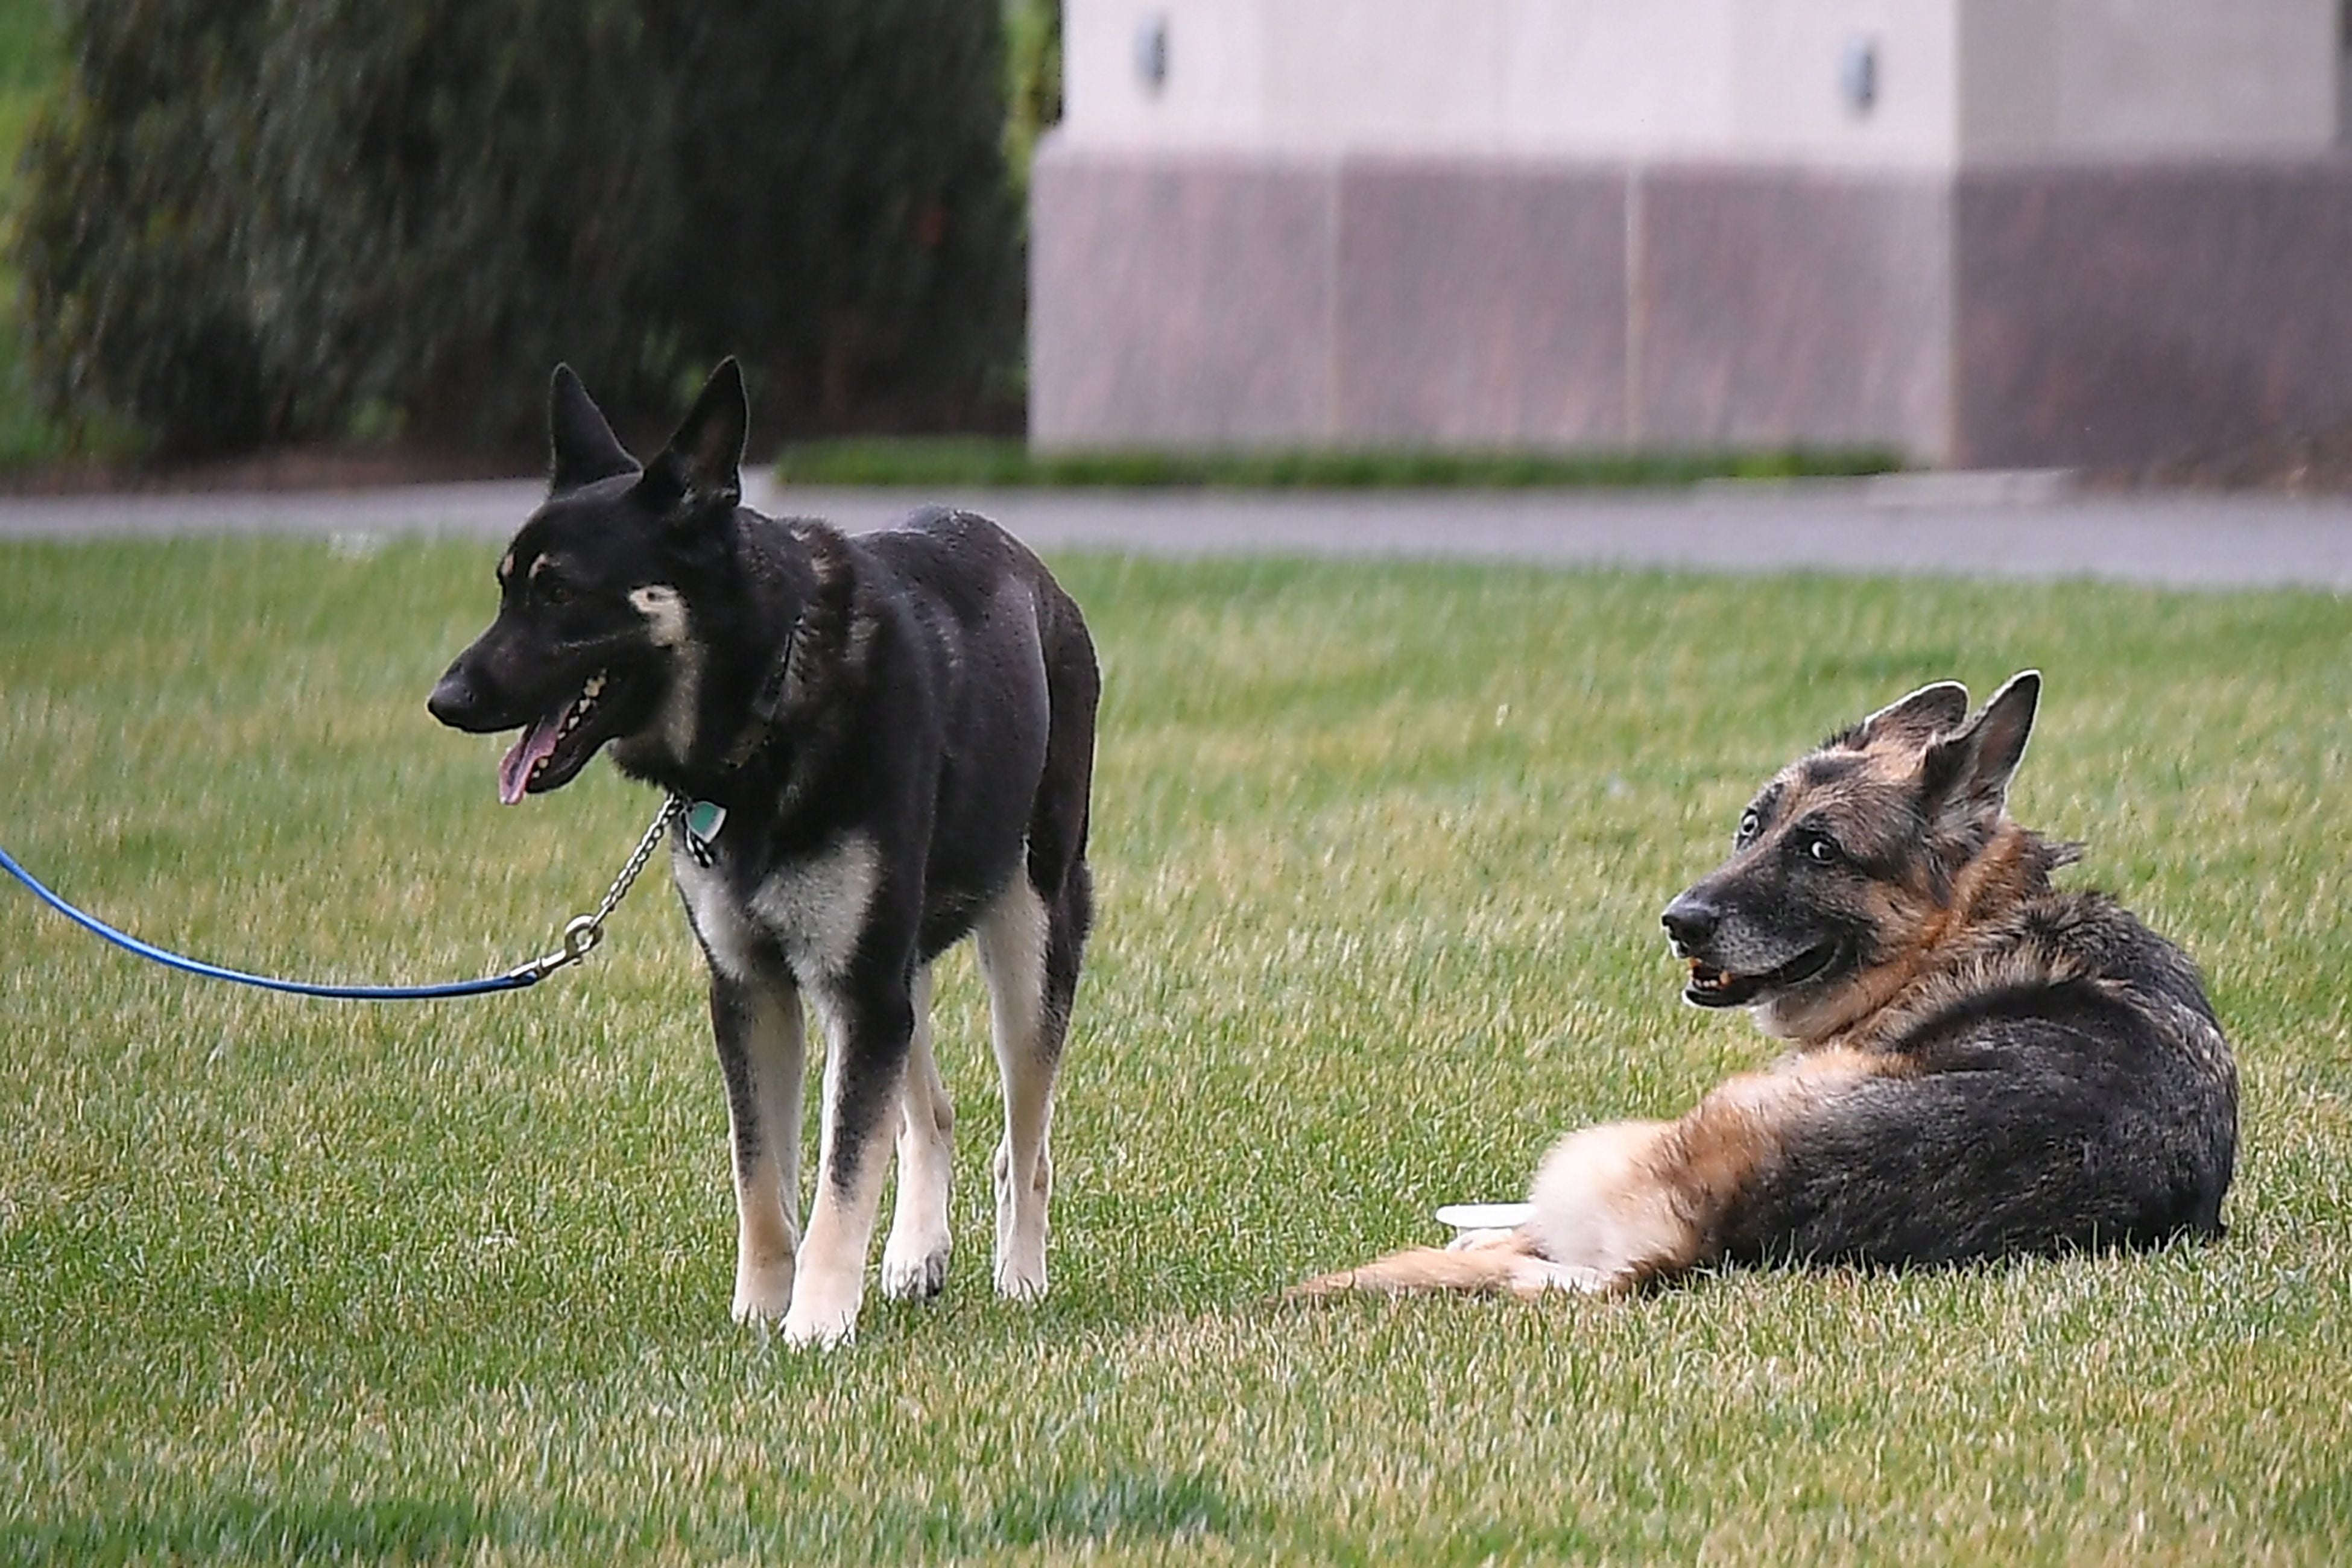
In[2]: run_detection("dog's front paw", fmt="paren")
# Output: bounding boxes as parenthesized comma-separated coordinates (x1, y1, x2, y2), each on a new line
(991, 1142, 1051, 1301)
(779, 1306, 858, 1349)
(880, 1234, 952, 1302)
(779, 1273, 864, 1349)
(992, 1255, 1049, 1301)
(731, 1262, 795, 1326)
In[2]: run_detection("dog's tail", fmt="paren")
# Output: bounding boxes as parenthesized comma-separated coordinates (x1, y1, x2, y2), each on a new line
(1290, 1232, 1603, 1301)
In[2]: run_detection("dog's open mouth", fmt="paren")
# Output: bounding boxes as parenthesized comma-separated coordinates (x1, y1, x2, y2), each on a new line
(1683, 941, 1844, 1008)
(497, 671, 610, 805)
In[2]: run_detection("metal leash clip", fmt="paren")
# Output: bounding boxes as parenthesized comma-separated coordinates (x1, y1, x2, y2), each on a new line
(504, 793, 685, 985)
(511, 913, 605, 983)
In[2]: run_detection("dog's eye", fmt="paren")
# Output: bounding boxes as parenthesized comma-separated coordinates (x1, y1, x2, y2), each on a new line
(1803, 833, 1842, 865)
(539, 576, 575, 607)
(1736, 809, 1761, 846)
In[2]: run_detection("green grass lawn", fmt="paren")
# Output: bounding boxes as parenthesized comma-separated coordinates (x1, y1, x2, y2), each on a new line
(3, 539, 2350, 1563)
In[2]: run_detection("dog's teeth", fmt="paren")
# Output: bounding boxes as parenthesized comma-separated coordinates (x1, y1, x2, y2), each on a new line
(1687, 961, 1736, 992)
(557, 677, 603, 741)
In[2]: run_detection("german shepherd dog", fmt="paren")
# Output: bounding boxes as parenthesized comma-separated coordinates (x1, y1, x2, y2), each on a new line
(1298, 672, 2237, 1298)
(429, 362, 1098, 1347)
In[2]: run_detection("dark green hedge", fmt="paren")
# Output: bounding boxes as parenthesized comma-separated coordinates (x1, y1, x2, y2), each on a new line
(16, 0, 1022, 457)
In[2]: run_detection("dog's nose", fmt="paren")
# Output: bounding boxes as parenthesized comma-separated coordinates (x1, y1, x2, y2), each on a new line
(427, 667, 480, 729)
(1660, 895, 1718, 954)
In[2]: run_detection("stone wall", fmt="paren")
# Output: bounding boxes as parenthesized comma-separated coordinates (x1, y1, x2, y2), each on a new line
(1033, 1, 2352, 464)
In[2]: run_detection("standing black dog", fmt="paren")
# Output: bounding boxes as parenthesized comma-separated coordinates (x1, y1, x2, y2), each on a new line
(429, 361, 1097, 1347)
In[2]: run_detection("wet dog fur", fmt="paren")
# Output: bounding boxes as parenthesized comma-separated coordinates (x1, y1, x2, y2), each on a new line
(430, 362, 1097, 1346)
(1297, 672, 2238, 1299)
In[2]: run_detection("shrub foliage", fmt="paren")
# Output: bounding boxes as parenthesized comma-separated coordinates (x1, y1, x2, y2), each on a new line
(16, 0, 1022, 456)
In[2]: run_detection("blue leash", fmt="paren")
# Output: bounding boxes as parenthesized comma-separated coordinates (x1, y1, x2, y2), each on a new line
(0, 794, 684, 1001)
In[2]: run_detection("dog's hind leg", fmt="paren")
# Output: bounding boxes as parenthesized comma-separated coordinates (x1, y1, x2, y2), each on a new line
(977, 873, 1074, 1300)
(1291, 1233, 1609, 1300)
(981, 600, 1094, 1302)
(1292, 1120, 1699, 1301)
(1517, 1119, 1701, 1289)
(712, 973, 807, 1324)
(881, 966, 956, 1302)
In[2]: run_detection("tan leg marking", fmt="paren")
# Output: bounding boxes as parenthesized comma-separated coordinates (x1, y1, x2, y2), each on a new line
(780, 993, 894, 1349)
(976, 877, 1057, 1300)
(728, 985, 806, 1324)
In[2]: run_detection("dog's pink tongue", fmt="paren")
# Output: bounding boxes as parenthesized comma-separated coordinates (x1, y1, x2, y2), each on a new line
(497, 715, 563, 806)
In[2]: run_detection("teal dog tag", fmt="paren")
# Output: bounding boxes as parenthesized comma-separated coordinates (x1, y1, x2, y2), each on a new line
(684, 800, 727, 867)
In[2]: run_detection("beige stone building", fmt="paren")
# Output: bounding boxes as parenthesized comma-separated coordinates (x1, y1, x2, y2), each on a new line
(1031, 1, 2352, 466)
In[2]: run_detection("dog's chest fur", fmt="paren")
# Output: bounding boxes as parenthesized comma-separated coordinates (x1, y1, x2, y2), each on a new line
(673, 831, 880, 984)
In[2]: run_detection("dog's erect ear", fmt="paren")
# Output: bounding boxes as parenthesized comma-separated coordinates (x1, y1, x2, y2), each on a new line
(548, 364, 640, 495)
(634, 359, 747, 520)
(1919, 670, 2040, 828)
(1847, 680, 1971, 751)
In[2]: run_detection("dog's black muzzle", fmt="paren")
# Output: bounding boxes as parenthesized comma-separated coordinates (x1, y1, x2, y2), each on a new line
(428, 622, 637, 735)
(427, 657, 505, 733)
(1660, 885, 1848, 1008)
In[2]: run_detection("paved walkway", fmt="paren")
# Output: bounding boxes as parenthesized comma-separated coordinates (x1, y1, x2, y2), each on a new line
(4, 472, 2351, 591)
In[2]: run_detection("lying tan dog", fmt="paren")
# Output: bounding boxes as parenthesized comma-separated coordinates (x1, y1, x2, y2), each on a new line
(1298, 674, 2237, 1298)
